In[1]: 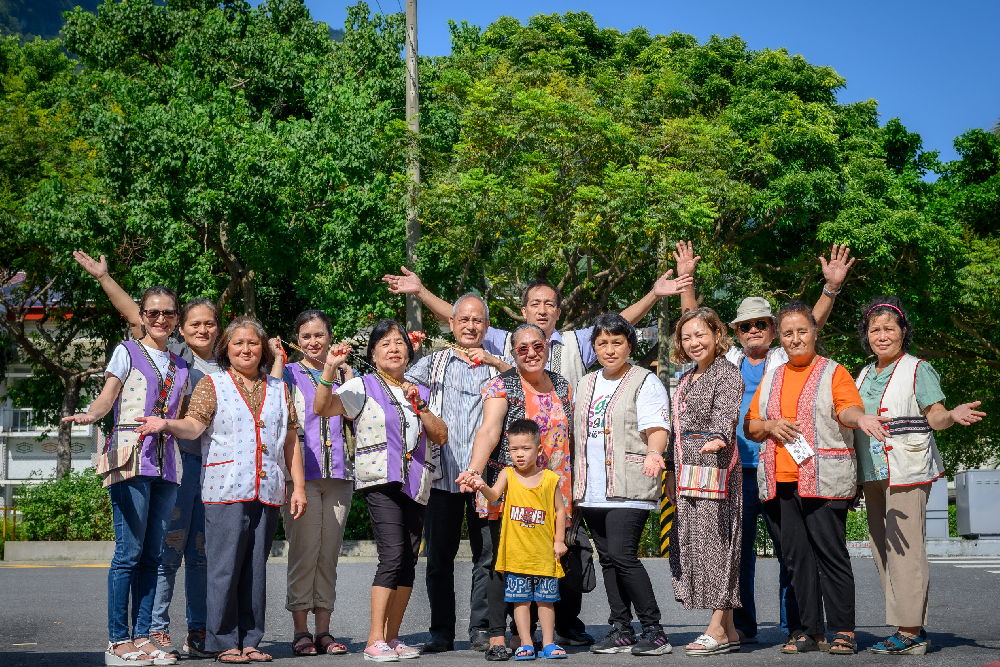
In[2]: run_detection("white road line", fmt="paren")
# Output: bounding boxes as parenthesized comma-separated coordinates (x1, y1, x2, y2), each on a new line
(988, 571, 1000, 574)
(953, 565, 1000, 568)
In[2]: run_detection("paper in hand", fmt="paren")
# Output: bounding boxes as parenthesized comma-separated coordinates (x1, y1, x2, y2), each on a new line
(784, 434, 814, 465)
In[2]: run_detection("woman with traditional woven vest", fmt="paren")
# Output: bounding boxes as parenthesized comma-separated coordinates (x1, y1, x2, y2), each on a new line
(72, 251, 225, 659)
(312, 319, 448, 662)
(281, 310, 355, 657)
(455, 323, 575, 661)
(571, 313, 674, 657)
(744, 301, 887, 656)
(62, 286, 189, 666)
(135, 316, 308, 664)
(661, 308, 744, 657)
(854, 297, 985, 655)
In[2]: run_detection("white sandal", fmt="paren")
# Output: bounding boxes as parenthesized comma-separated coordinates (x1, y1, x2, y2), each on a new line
(684, 634, 732, 657)
(105, 641, 154, 666)
(134, 639, 178, 665)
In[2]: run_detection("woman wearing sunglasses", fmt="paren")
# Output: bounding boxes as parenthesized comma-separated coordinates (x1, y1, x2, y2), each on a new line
(63, 285, 190, 666)
(456, 323, 575, 660)
(73, 251, 228, 658)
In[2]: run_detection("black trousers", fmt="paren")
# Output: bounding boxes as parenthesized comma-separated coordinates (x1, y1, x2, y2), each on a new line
(364, 483, 426, 589)
(204, 500, 279, 653)
(487, 520, 587, 639)
(763, 482, 855, 636)
(424, 489, 492, 642)
(582, 507, 661, 629)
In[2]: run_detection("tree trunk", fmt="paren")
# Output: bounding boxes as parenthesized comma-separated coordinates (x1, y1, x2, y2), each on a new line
(240, 269, 257, 319)
(55, 375, 83, 478)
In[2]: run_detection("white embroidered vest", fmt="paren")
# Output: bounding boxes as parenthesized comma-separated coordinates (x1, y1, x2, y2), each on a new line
(855, 354, 944, 486)
(201, 371, 289, 505)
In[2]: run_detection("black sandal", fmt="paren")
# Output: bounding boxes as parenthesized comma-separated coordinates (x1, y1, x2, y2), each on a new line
(485, 645, 513, 661)
(780, 634, 820, 654)
(292, 632, 317, 657)
(828, 633, 858, 655)
(315, 633, 348, 655)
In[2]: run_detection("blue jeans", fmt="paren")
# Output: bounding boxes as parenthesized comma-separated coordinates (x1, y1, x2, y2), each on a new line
(108, 476, 178, 642)
(733, 470, 801, 638)
(152, 453, 207, 633)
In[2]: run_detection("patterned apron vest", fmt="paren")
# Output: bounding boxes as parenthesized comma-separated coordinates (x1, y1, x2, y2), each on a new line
(287, 362, 353, 481)
(97, 340, 187, 488)
(201, 371, 289, 505)
(352, 374, 434, 505)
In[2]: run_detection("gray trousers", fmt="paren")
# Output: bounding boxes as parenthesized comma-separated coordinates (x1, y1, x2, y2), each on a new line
(205, 499, 279, 653)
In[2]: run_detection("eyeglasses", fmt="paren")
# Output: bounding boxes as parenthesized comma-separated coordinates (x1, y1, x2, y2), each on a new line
(455, 317, 486, 326)
(514, 341, 547, 357)
(738, 319, 770, 334)
(143, 309, 178, 321)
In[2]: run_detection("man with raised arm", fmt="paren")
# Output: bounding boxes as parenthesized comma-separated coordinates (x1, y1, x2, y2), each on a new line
(383, 269, 692, 393)
(402, 294, 510, 653)
(673, 241, 856, 647)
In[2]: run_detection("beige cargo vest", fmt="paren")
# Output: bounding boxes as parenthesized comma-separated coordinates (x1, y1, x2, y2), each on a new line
(572, 365, 661, 502)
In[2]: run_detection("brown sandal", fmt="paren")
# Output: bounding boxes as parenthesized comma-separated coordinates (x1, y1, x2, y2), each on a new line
(216, 649, 250, 664)
(292, 632, 317, 657)
(244, 647, 272, 662)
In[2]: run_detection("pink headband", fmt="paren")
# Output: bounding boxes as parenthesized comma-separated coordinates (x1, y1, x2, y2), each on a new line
(866, 303, 904, 321)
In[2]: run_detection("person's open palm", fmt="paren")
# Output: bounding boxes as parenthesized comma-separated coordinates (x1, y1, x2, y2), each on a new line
(819, 244, 855, 288)
(382, 266, 423, 295)
(73, 251, 108, 280)
(652, 269, 694, 297)
(952, 401, 986, 426)
(674, 241, 701, 277)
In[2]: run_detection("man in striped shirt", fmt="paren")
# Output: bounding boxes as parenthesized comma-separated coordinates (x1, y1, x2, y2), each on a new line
(405, 293, 511, 653)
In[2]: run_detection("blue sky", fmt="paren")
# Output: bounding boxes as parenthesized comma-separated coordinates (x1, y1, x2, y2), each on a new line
(297, 0, 999, 166)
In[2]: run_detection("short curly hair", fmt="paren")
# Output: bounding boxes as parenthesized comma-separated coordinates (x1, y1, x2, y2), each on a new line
(858, 295, 913, 355)
(672, 307, 732, 363)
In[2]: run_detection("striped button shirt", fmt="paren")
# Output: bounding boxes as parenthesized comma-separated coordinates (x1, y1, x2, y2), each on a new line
(406, 350, 496, 494)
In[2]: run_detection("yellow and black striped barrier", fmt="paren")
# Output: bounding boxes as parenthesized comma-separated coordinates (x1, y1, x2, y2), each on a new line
(659, 470, 674, 557)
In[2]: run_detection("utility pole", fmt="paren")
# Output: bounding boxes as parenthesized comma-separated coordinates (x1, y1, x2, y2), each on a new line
(404, 0, 422, 333)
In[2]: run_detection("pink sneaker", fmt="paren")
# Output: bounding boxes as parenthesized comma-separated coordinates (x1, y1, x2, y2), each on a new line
(388, 639, 420, 659)
(364, 642, 400, 662)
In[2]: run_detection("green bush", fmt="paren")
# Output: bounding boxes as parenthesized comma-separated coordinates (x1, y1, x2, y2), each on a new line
(949, 503, 958, 537)
(846, 509, 870, 542)
(274, 490, 374, 542)
(15, 469, 113, 541)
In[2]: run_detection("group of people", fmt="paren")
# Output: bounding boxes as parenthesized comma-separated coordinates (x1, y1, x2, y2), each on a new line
(62, 241, 985, 665)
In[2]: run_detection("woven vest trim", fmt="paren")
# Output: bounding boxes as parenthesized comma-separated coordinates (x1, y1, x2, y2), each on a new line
(856, 354, 944, 487)
(201, 371, 288, 506)
(757, 357, 856, 501)
(485, 368, 571, 488)
(572, 366, 657, 502)
(287, 362, 351, 481)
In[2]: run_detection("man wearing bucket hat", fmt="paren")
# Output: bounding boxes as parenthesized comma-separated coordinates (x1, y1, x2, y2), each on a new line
(674, 242, 856, 647)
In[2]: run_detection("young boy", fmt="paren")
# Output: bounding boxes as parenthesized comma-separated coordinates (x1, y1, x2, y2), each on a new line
(472, 419, 568, 660)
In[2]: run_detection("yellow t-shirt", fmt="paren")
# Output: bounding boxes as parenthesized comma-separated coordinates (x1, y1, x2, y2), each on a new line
(494, 468, 566, 578)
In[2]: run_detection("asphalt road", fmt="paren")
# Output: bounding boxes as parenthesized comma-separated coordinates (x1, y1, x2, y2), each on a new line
(1, 557, 999, 666)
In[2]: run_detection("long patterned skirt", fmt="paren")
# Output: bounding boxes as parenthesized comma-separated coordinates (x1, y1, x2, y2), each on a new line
(669, 465, 742, 610)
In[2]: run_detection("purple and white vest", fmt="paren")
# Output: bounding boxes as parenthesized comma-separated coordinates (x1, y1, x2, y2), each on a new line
(352, 374, 433, 505)
(97, 340, 187, 487)
(287, 363, 353, 481)
(201, 371, 289, 506)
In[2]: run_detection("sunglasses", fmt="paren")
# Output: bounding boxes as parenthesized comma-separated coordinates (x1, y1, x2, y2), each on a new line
(514, 341, 547, 357)
(738, 319, 770, 334)
(143, 309, 178, 321)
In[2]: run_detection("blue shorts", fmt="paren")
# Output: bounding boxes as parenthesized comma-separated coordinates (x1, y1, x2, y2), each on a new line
(504, 573, 561, 603)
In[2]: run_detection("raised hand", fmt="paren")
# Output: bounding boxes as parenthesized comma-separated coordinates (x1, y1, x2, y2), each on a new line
(268, 336, 283, 359)
(382, 266, 424, 295)
(325, 343, 351, 369)
(652, 269, 694, 297)
(674, 241, 701, 277)
(72, 251, 109, 280)
(819, 244, 855, 290)
(952, 401, 986, 426)
(408, 331, 427, 351)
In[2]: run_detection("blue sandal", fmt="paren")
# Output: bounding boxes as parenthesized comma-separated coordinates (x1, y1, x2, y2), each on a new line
(514, 645, 535, 661)
(871, 630, 930, 655)
(539, 644, 567, 659)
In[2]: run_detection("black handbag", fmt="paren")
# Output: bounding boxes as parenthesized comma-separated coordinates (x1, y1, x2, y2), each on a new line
(560, 508, 596, 593)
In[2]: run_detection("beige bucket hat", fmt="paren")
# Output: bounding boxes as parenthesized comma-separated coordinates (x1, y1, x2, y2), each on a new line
(730, 297, 774, 327)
